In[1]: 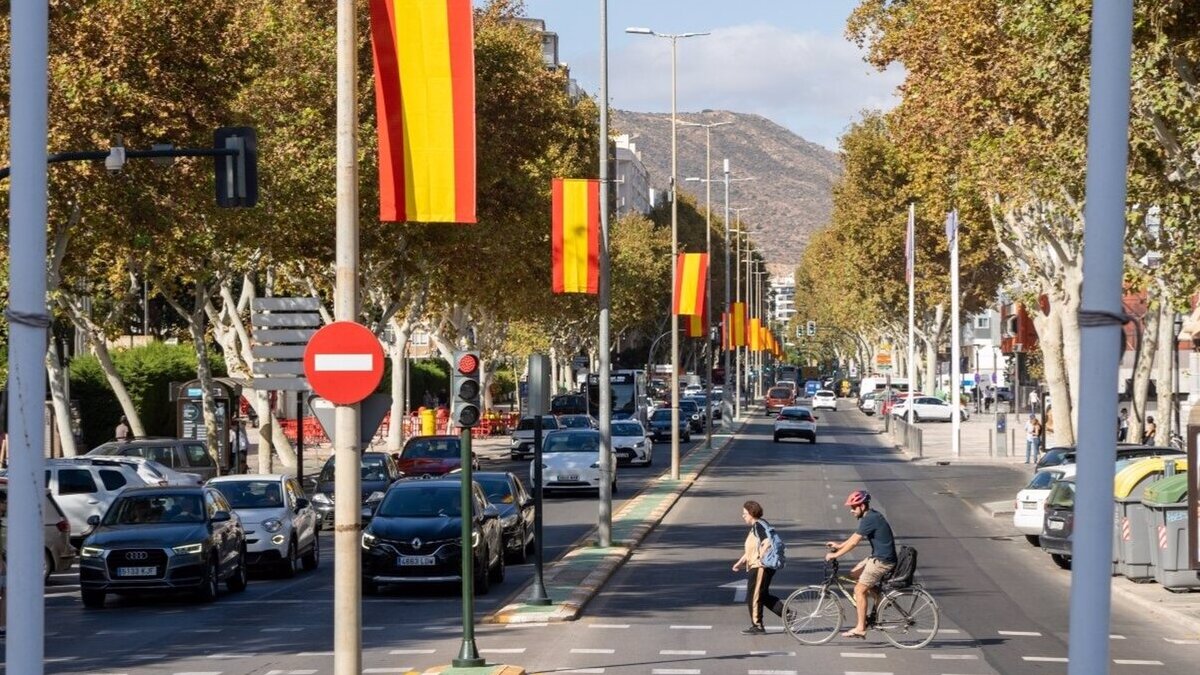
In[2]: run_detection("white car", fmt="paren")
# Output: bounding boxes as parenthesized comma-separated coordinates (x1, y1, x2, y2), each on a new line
(87, 456, 203, 487)
(531, 429, 618, 494)
(683, 385, 704, 398)
(773, 406, 818, 444)
(1013, 465, 1076, 545)
(611, 420, 653, 466)
(891, 396, 969, 422)
(812, 390, 838, 411)
(45, 458, 146, 540)
(859, 394, 878, 415)
(208, 474, 320, 576)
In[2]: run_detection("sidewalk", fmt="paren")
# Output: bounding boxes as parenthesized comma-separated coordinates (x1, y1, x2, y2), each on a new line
(875, 409, 1037, 466)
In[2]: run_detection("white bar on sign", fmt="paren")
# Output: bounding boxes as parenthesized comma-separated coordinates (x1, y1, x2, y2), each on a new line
(314, 354, 373, 371)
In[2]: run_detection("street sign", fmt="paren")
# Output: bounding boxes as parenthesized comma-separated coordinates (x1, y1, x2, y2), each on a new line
(251, 297, 321, 392)
(308, 394, 392, 449)
(303, 321, 385, 405)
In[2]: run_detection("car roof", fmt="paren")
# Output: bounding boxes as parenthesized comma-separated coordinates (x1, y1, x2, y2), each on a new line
(404, 435, 458, 442)
(780, 406, 814, 413)
(117, 485, 208, 495)
(209, 473, 289, 483)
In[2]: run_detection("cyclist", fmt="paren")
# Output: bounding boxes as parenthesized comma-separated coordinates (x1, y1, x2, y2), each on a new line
(825, 490, 897, 639)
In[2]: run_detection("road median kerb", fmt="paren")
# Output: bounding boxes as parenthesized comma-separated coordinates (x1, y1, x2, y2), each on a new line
(488, 418, 750, 624)
(413, 665, 527, 675)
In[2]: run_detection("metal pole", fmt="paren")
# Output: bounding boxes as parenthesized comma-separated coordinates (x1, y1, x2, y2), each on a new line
(296, 396, 304, 483)
(6, 0, 49, 671)
(669, 36, 681, 480)
(454, 427, 483, 666)
(734, 218, 742, 419)
(907, 203, 916, 425)
(1068, 2, 1133, 674)
(950, 211, 961, 457)
(333, 0, 362, 671)
(528, 415, 551, 604)
(703, 127, 713, 449)
(723, 160, 731, 423)
(597, 0, 613, 546)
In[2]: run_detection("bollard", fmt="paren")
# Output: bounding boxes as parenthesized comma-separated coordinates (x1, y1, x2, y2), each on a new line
(421, 408, 436, 436)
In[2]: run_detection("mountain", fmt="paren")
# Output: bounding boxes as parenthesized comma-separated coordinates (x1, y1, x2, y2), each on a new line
(612, 109, 841, 275)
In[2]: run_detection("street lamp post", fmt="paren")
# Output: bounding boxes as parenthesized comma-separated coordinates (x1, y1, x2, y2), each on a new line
(626, 26, 710, 480)
(730, 206, 754, 417)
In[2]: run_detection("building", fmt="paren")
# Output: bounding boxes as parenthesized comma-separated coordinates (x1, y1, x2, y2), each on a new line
(768, 276, 796, 324)
(512, 17, 585, 99)
(613, 135, 652, 217)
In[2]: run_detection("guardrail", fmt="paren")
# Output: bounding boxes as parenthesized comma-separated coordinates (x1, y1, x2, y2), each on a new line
(886, 414, 924, 458)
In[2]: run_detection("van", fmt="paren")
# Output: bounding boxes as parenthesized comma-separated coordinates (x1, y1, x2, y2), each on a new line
(858, 377, 911, 400)
(86, 437, 219, 481)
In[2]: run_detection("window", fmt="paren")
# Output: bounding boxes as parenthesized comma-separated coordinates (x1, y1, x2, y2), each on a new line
(204, 491, 220, 518)
(185, 444, 215, 468)
(57, 469, 98, 495)
(145, 446, 176, 467)
(98, 469, 128, 491)
(974, 316, 991, 330)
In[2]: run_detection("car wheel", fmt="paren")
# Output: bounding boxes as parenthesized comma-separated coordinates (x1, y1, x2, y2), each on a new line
(81, 588, 106, 609)
(508, 526, 529, 565)
(302, 533, 321, 571)
(475, 548, 491, 595)
(280, 538, 298, 579)
(1050, 553, 1072, 570)
(810, 436, 817, 444)
(196, 558, 220, 602)
(646, 450, 653, 466)
(773, 434, 780, 443)
(489, 542, 506, 583)
(1025, 534, 1041, 547)
(44, 549, 53, 583)
(227, 548, 248, 592)
(911, 412, 920, 423)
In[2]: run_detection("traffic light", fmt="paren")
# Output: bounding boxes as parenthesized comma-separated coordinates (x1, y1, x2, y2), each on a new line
(806, 320, 816, 336)
(214, 126, 258, 208)
(451, 351, 482, 428)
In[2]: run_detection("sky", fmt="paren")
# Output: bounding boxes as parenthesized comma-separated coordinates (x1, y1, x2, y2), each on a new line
(483, 0, 905, 150)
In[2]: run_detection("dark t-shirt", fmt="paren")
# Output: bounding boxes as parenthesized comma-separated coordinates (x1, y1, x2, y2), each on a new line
(856, 509, 897, 564)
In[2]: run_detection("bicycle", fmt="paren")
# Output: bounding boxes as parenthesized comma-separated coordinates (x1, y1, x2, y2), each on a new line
(782, 559, 940, 649)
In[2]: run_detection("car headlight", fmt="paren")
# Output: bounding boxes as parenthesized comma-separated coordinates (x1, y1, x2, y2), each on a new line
(80, 546, 105, 558)
(471, 530, 481, 548)
(262, 518, 283, 533)
(313, 493, 332, 505)
(364, 491, 384, 505)
(501, 514, 518, 528)
(172, 542, 204, 555)
(361, 532, 377, 549)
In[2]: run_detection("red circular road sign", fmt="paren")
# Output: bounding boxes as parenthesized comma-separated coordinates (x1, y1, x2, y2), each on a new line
(303, 321, 385, 405)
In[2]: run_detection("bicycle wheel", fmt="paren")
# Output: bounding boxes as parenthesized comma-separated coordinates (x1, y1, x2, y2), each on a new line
(783, 585, 843, 645)
(876, 586, 939, 649)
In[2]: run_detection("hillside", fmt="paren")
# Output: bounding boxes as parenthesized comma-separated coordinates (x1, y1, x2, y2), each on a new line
(612, 109, 841, 274)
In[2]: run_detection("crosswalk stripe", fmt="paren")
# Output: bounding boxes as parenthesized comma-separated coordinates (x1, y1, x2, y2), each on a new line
(999, 630, 1042, 636)
(571, 648, 616, 654)
(661, 650, 706, 655)
(1114, 660, 1163, 666)
(1023, 657, 1068, 663)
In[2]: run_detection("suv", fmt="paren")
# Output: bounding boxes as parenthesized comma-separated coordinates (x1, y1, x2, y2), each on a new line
(46, 458, 146, 543)
(510, 416, 561, 460)
(87, 438, 219, 481)
(0, 478, 77, 582)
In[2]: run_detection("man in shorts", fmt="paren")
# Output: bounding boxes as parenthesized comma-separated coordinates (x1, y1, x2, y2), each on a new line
(825, 490, 897, 639)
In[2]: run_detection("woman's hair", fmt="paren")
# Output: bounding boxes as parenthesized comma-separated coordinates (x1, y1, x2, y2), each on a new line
(743, 500, 763, 519)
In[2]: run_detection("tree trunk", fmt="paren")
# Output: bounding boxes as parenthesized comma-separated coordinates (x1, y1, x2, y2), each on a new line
(1155, 298, 1176, 445)
(186, 292, 224, 474)
(1034, 307, 1074, 447)
(480, 358, 493, 411)
(45, 341, 78, 457)
(1060, 268, 1084, 427)
(387, 316, 413, 453)
(87, 335, 146, 436)
(1129, 298, 1161, 443)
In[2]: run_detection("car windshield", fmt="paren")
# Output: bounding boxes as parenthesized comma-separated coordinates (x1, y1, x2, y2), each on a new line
(544, 433, 599, 453)
(210, 480, 284, 509)
(319, 456, 389, 482)
(691, 395, 708, 405)
(650, 409, 672, 421)
(679, 401, 698, 413)
(475, 475, 514, 504)
(781, 409, 813, 421)
(518, 417, 558, 431)
(768, 388, 791, 398)
(402, 438, 459, 459)
(612, 422, 642, 437)
(559, 416, 592, 429)
(1046, 481, 1075, 509)
(376, 486, 461, 518)
(103, 494, 205, 525)
(1025, 471, 1061, 490)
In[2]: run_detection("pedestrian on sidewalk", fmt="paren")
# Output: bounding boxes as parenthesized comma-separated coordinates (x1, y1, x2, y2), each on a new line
(1143, 416, 1157, 444)
(1028, 389, 1039, 414)
(1118, 407, 1130, 442)
(1025, 415, 1042, 464)
(114, 415, 133, 442)
(732, 500, 784, 635)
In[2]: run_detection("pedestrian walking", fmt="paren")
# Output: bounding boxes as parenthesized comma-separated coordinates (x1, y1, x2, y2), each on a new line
(1025, 415, 1042, 464)
(114, 415, 133, 442)
(984, 386, 995, 413)
(1118, 407, 1129, 442)
(731, 500, 784, 635)
(1028, 389, 1039, 414)
(1144, 416, 1157, 445)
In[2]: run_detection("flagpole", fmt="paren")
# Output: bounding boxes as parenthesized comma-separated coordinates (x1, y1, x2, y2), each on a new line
(597, 0, 613, 546)
(906, 203, 915, 425)
(722, 159, 731, 422)
(949, 210, 961, 457)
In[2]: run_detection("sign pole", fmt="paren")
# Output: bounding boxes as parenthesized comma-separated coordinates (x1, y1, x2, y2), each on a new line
(529, 414, 551, 604)
(453, 427, 484, 666)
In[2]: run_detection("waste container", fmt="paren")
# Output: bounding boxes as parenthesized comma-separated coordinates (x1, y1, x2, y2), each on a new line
(1142, 474, 1198, 591)
(1112, 458, 1187, 580)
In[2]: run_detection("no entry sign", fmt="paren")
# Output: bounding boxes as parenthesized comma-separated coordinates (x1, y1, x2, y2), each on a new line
(303, 321, 385, 405)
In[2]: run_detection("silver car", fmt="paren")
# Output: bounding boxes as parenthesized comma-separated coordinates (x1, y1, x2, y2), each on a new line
(0, 478, 77, 581)
(45, 458, 146, 541)
(207, 474, 320, 577)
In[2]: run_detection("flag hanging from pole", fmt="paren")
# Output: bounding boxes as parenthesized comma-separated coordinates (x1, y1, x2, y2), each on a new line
(674, 253, 709, 316)
(686, 310, 705, 338)
(748, 318, 762, 351)
(905, 206, 915, 283)
(551, 178, 600, 294)
(730, 302, 747, 347)
(370, 0, 476, 223)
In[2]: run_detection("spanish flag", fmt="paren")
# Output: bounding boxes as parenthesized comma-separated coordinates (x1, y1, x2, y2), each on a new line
(674, 253, 708, 316)
(370, 0, 476, 223)
(748, 318, 762, 351)
(730, 303, 747, 347)
(687, 313, 704, 338)
(551, 178, 600, 294)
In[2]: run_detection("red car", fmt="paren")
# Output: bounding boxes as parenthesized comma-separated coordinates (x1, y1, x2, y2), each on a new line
(764, 386, 797, 415)
(394, 435, 479, 478)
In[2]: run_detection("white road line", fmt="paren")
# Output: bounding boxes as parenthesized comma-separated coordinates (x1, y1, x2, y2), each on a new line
(571, 648, 616, 654)
(1114, 660, 1163, 666)
(207, 654, 255, 659)
(930, 655, 978, 660)
(749, 651, 795, 656)
(661, 650, 707, 655)
(1163, 637, 1200, 645)
(999, 630, 1043, 637)
(1023, 657, 1068, 663)
(480, 648, 526, 654)
(841, 653, 886, 659)
(651, 670, 701, 675)
(835, 517, 843, 524)
(129, 654, 168, 660)
(1110, 635, 1126, 639)
(830, 504, 837, 510)
(314, 353, 373, 371)
(589, 623, 630, 629)
(670, 625, 712, 630)
(389, 649, 437, 654)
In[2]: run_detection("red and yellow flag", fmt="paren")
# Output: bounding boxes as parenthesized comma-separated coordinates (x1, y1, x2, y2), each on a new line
(748, 318, 762, 351)
(674, 253, 708, 316)
(729, 303, 747, 347)
(551, 178, 600, 294)
(687, 312, 705, 338)
(370, 0, 476, 223)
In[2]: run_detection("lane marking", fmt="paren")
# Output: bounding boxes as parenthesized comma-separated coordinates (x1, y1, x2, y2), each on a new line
(1023, 657, 1068, 663)
(1163, 637, 1200, 645)
(670, 625, 712, 630)
(835, 517, 843, 524)
(207, 654, 255, 659)
(589, 623, 630, 629)
(830, 505, 838, 510)
(571, 648, 616, 654)
(130, 654, 168, 660)
(1114, 660, 1163, 666)
(314, 354, 374, 371)
(1110, 635, 1126, 640)
(661, 650, 707, 655)
(841, 653, 886, 658)
(999, 630, 1043, 636)
(749, 671, 797, 675)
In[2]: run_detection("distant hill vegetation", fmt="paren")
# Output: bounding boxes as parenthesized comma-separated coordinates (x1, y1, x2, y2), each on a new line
(613, 109, 841, 275)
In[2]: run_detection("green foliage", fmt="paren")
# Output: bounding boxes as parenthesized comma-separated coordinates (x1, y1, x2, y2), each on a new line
(410, 359, 451, 409)
(490, 368, 516, 403)
(68, 342, 226, 450)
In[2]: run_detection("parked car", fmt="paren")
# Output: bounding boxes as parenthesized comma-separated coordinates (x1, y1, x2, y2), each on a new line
(473, 471, 535, 563)
(1039, 477, 1076, 569)
(890, 396, 969, 422)
(86, 438, 220, 482)
(82, 456, 203, 487)
(45, 458, 147, 543)
(394, 435, 477, 478)
(773, 406, 818, 444)
(764, 386, 796, 416)
(78, 486, 248, 608)
(310, 452, 403, 529)
(611, 420, 653, 466)
(550, 394, 588, 416)
(678, 398, 705, 433)
(1013, 465, 1077, 546)
(683, 384, 704, 398)
(812, 390, 838, 411)
(0, 478, 77, 582)
(1036, 443, 1182, 470)
(533, 429, 618, 494)
(557, 414, 598, 430)
(360, 476, 504, 594)
(207, 474, 319, 576)
(647, 408, 691, 443)
(858, 392, 880, 415)
(510, 416, 562, 460)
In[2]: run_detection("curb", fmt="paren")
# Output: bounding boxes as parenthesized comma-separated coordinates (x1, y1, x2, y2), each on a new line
(488, 414, 751, 623)
(1110, 581, 1200, 637)
(413, 665, 527, 675)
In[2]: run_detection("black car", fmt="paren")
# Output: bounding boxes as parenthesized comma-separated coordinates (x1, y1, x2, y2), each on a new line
(310, 452, 403, 529)
(550, 394, 588, 416)
(647, 408, 691, 443)
(360, 477, 505, 594)
(473, 472, 535, 563)
(78, 486, 247, 608)
(678, 399, 704, 433)
(1036, 444, 1183, 470)
(1039, 478, 1075, 569)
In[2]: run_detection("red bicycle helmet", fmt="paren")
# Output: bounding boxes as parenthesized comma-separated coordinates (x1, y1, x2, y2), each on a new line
(844, 490, 871, 507)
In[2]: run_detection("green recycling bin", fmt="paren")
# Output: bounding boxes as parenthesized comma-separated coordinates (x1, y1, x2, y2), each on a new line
(1141, 474, 1197, 591)
(1112, 458, 1185, 580)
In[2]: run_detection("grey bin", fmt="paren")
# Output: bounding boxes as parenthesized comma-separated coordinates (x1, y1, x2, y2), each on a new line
(1141, 474, 1199, 591)
(1113, 468, 1174, 581)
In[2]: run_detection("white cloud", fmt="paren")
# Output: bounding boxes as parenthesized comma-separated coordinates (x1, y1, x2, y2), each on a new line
(594, 23, 904, 150)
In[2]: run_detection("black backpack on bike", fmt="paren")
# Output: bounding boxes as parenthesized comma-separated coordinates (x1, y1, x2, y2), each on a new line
(883, 545, 917, 590)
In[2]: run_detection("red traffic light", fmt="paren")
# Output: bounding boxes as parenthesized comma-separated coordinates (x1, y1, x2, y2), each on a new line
(457, 352, 479, 375)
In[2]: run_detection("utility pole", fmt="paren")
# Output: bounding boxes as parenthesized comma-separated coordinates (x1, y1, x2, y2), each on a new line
(597, 0, 613, 546)
(722, 160, 731, 422)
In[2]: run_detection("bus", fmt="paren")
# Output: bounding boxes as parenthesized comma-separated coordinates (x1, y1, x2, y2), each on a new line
(777, 365, 800, 384)
(587, 370, 649, 425)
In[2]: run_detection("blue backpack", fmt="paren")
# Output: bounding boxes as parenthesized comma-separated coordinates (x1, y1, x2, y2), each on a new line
(758, 519, 786, 570)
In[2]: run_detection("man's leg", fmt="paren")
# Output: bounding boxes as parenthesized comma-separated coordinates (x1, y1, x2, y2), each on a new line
(853, 582, 870, 632)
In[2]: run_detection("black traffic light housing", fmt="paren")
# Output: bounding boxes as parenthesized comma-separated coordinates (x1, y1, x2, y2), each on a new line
(214, 126, 258, 208)
(451, 351, 482, 428)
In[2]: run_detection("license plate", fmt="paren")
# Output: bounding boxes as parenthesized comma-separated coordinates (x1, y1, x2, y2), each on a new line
(116, 566, 158, 577)
(1022, 502, 1038, 510)
(1047, 520, 1065, 531)
(398, 556, 436, 566)
(561, 473, 579, 481)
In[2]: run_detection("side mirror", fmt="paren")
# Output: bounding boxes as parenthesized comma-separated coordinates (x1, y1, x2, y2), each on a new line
(390, 452, 402, 464)
(211, 510, 232, 523)
(295, 498, 310, 511)
(483, 505, 500, 520)
(87, 515, 101, 527)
